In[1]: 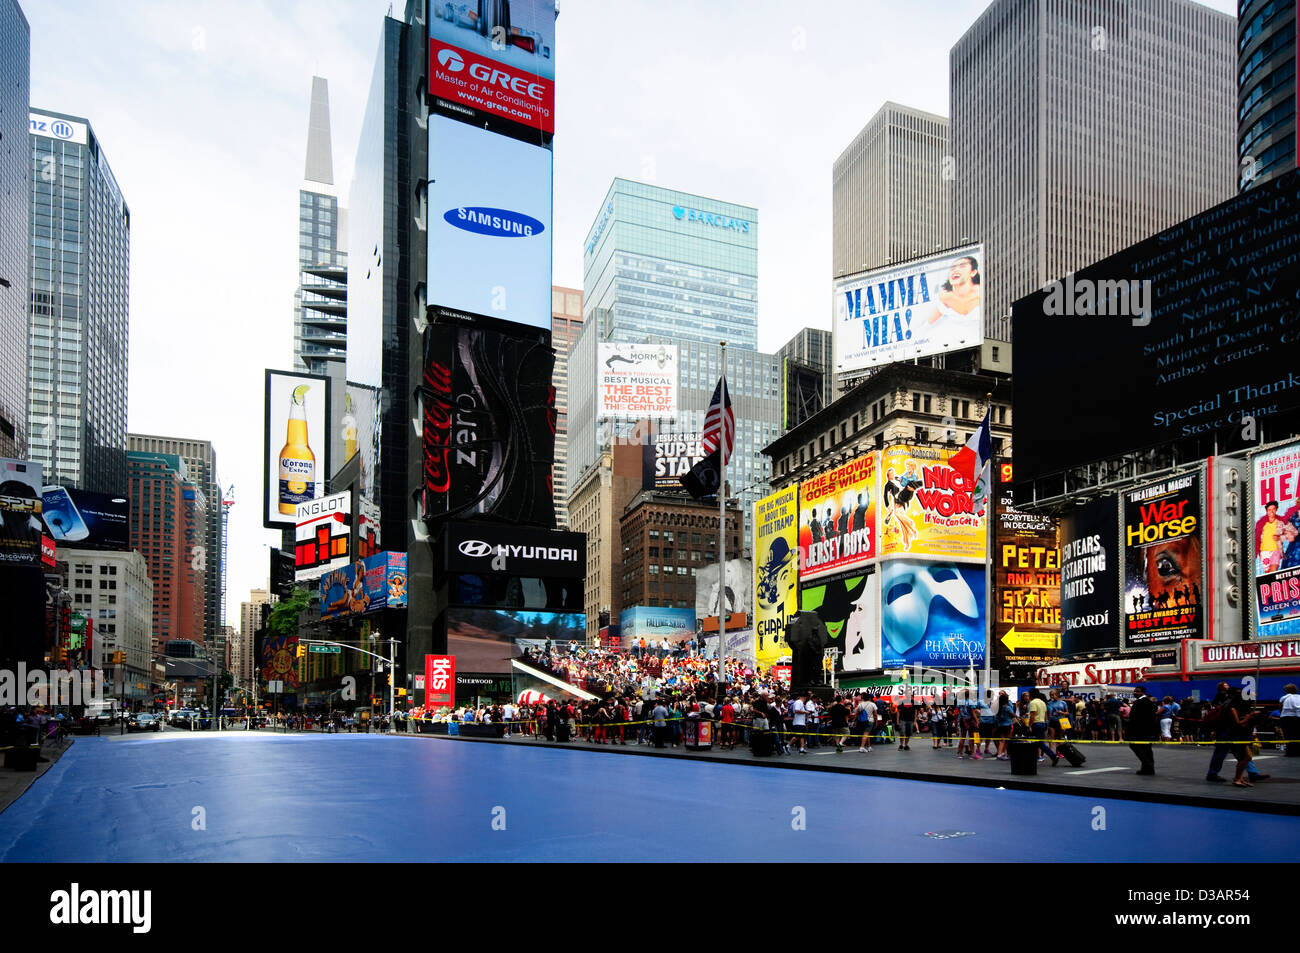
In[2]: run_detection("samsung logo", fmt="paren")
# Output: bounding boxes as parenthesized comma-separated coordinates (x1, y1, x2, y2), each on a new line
(671, 205, 750, 233)
(444, 207, 543, 238)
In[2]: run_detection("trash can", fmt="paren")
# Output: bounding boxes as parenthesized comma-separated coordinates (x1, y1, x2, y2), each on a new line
(1009, 738, 1038, 776)
(684, 714, 713, 751)
(448, 721, 460, 736)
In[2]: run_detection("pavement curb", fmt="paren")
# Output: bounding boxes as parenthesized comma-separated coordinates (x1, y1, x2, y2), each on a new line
(0, 738, 75, 817)
(401, 732, 1300, 817)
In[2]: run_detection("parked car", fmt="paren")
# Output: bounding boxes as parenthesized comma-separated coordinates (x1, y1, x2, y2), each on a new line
(128, 713, 161, 733)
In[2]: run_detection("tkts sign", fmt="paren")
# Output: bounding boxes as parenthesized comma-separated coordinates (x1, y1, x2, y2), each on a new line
(425, 655, 455, 708)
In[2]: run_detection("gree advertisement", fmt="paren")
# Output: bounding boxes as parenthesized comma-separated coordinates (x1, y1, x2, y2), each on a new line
(993, 474, 1060, 673)
(643, 431, 705, 489)
(1252, 441, 1300, 636)
(1060, 496, 1121, 656)
(880, 559, 986, 668)
(597, 343, 679, 419)
(619, 606, 696, 643)
(1123, 472, 1204, 647)
(797, 452, 878, 582)
(427, 116, 553, 330)
(879, 444, 986, 561)
(263, 370, 329, 530)
(319, 552, 409, 620)
(422, 321, 556, 527)
(834, 243, 984, 376)
(0, 459, 44, 566)
(428, 0, 555, 136)
(294, 491, 351, 582)
(754, 486, 798, 672)
(801, 570, 880, 673)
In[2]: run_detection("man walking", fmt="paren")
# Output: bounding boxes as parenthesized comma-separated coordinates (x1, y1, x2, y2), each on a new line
(791, 691, 809, 753)
(1028, 689, 1061, 766)
(855, 694, 877, 752)
(651, 698, 669, 749)
(1127, 686, 1158, 776)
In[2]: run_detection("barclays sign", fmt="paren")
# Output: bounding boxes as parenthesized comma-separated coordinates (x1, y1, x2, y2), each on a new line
(671, 205, 750, 234)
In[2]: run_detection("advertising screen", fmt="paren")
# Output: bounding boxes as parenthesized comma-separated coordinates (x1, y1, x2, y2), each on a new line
(294, 491, 351, 582)
(260, 634, 300, 691)
(801, 570, 880, 673)
(1012, 169, 1300, 488)
(425, 654, 455, 708)
(0, 459, 44, 567)
(879, 444, 986, 561)
(694, 559, 752, 619)
(797, 451, 878, 582)
(39, 487, 130, 553)
(619, 606, 696, 644)
(1123, 472, 1204, 647)
(833, 243, 984, 376)
(1252, 441, 1300, 637)
(444, 520, 584, 578)
(753, 486, 798, 672)
(427, 116, 553, 330)
(264, 370, 329, 530)
(428, 0, 556, 136)
(597, 343, 678, 419)
(1060, 496, 1121, 656)
(422, 321, 556, 527)
(319, 552, 409, 620)
(447, 608, 584, 675)
(993, 472, 1060, 674)
(880, 559, 987, 669)
(643, 431, 705, 489)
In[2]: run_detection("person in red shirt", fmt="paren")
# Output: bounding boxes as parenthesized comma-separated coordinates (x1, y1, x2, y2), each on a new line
(719, 696, 736, 749)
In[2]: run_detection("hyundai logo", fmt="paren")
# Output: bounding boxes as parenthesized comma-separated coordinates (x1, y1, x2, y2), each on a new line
(437, 48, 464, 72)
(444, 206, 544, 238)
(458, 540, 494, 558)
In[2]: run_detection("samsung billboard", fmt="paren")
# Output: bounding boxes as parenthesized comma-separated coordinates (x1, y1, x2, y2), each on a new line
(427, 115, 552, 330)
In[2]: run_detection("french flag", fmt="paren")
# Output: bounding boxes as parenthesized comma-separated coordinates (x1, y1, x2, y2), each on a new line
(949, 409, 991, 487)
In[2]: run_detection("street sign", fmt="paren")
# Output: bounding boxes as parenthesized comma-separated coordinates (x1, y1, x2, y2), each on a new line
(308, 644, 341, 655)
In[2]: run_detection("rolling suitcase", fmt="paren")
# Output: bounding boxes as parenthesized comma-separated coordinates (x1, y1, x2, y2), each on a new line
(751, 729, 773, 757)
(1057, 741, 1086, 767)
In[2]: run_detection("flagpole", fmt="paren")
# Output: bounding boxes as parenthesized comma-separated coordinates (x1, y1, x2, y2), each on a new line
(717, 340, 727, 696)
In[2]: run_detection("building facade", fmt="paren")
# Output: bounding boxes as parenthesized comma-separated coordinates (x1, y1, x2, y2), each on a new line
(65, 548, 151, 703)
(619, 492, 741, 613)
(1238, 0, 1297, 190)
(777, 327, 832, 419)
(0, 0, 29, 459)
(566, 444, 644, 642)
(832, 102, 950, 281)
(27, 109, 129, 494)
(551, 285, 583, 528)
(238, 587, 274, 691)
(950, 0, 1236, 344)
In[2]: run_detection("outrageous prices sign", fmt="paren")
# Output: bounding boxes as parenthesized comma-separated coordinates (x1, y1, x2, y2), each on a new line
(797, 451, 878, 582)
(754, 486, 798, 671)
(879, 444, 986, 561)
(1253, 442, 1300, 636)
(425, 655, 455, 708)
(1122, 472, 1204, 647)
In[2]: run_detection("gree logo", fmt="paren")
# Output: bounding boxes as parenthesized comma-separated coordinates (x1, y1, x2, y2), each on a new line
(437, 48, 464, 72)
(458, 540, 494, 558)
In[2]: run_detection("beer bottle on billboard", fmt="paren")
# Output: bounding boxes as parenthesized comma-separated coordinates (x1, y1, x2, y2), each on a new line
(341, 393, 358, 461)
(278, 384, 316, 515)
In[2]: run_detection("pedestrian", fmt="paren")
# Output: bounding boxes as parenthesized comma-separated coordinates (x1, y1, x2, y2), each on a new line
(1027, 689, 1061, 766)
(854, 694, 877, 752)
(1279, 683, 1300, 757)
(1205, 683, 1267, 783)
(994, 691, 1015, 760)
(1221, 688, 1258, 787)
(1104, 692, 1124, 741)
(791, 691, 810, 753)
(978, 691, 998, 756)
(896, 694, 917, 750)
(1127, 686, 1158, 776)
(828, 694, 851, 753)
(651, 698, 668, 748)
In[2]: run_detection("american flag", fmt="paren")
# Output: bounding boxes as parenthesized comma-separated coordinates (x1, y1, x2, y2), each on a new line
(701, 376, 735, 465)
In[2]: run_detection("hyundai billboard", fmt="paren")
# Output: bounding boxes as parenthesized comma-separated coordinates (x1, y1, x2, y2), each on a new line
(427, 115, 552, 330)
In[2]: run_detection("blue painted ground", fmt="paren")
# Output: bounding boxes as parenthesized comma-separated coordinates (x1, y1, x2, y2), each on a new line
(0, 734, 1294, 862)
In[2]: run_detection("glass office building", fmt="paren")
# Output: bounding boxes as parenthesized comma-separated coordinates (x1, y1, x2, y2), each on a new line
(0, 0, 28, 459)
(1238, 0, 1297, 190)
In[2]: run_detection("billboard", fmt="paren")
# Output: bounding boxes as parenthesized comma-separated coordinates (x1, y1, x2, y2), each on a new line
(260, 634, 300, 691)
(1252, 442, 1300, 636)
(1060, 496, 1121, 656)
(597, 343, 678, 419)
(29, 112, 88, 145)
(694, 559, 752, 619)
(447, 608, 584, 675)
(754, 486, 798, 672)
(428, 0, 556, 137)
(880, 559, 986, 669)
(834, 243, 984, 376)
(797, 451, 878, 582)
(294, 491, 351, 582)
(444, 520, 584, 579)
(801, 570, 880, 673)
(993, 471, 1060, 674)
(319, 552, 409, 621)
(1123, 471, 1204, 647)
(643, 431, 705, 489)
(263, 370, 329, 530)
(39, 487, 130, 552)
(422, 321, 556, 527)
(427, 116, 553, 330)
(0, 459, 44, 566)
(619, 606, 696, 644)
(1012, 169, 1300, 488)
(425, 654, 455, 708)
(879, 444, 986, 561)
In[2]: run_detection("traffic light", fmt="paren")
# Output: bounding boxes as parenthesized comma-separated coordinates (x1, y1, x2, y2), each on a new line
(296, 643, 307, 659)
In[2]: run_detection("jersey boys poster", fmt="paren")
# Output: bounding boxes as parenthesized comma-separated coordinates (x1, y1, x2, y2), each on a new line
(754, 486, 798, 671)
(1253, 441, 1300, 636)
(879, 444, 986, 561)
(797, 452, 877, 582)
(1123, 472, 1204, 647)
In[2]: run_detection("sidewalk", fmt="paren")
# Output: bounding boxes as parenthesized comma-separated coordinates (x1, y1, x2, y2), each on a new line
(407, 729, 1300, 816)
(0, 737, 74, 815)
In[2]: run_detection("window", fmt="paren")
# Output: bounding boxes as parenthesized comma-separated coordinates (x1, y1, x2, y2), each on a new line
(991, 345, 1000, 362)
(923, 395, 932, 414)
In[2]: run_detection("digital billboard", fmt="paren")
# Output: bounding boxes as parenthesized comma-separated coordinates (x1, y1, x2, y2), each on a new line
(1060, 496, 1121, 656)
(319, 552, 409, 621)
(993, 471, 1060, 674)
(879, 444, 986, 561)
(444, 520, 584, 578)
(619, 606, 696, 644)
(833, 243, 984, 376)
(428, 0, 556, 137)
(643, 431, 705, 489)
(294, 491, 351, 582)
(1252, 441, 1300, 637)
(797, 452, 878, 582)
(422, 321, 556, 527)
(694, 559, 752, 619)
(0, 459, 44, 567)
(1123, 471, 1204, 647)
(801, 570, 880, 673)
(753, 486, 798, 671)
(597, 343, 678, 419)
(263, 370, 329, 530)
(448, 608, 584, 675)
(427, 116, 553, 330)
(880, 559, 986, 669)
(1012, 168, 1300, 489)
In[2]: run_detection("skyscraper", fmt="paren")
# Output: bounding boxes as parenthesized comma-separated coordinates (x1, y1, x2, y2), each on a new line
(27, 108, 129, 494)
(950, 0, 1236, 343)
(777, 327, 832, 421)
(832, 102, 950, 280)
(1238, 0, 1297, 190)
(551, 285, 583, 528)
(0, 0, 29, 460)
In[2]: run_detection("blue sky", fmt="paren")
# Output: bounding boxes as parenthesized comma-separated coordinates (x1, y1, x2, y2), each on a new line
(21, 0, 1236, 625)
